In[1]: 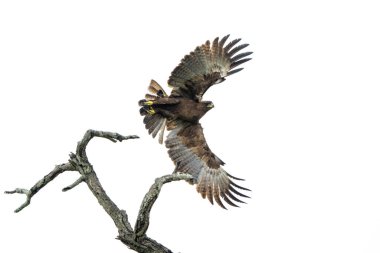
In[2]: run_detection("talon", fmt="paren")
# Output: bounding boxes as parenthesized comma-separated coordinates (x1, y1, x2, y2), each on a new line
(147, 108, 155, 115)
(144, 101, 154, 106)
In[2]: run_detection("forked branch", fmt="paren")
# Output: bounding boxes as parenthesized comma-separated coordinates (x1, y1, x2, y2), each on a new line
(5, 129, 193, 253)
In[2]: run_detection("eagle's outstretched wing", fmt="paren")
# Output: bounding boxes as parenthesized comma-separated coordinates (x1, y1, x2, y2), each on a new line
(168, 35, 252, 101)
(165, 120, 250, 209)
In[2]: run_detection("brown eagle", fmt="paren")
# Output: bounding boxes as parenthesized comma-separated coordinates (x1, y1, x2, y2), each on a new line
(138, 35, 252, 209)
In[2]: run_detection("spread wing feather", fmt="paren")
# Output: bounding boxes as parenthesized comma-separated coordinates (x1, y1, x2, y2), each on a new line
(168, 35, 252, 101)
(165, 121, 250, 209)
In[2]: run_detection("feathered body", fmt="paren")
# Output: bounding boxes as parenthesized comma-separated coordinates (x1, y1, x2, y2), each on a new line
(138, 35, 252, 209)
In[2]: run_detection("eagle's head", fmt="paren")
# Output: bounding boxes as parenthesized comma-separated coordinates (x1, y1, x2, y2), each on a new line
(196, 101, 214, 120)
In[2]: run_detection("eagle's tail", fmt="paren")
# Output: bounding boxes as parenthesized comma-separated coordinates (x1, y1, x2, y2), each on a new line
(138, 80, 168, 144)
(140, 79, 168, 102)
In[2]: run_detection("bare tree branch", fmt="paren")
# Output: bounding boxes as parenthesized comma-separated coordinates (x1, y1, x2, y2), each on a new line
(5, 163, 75, 212)
(135, 173, 193, 238)
(62, 175, 86, 192)
(5, 129, 193, 253)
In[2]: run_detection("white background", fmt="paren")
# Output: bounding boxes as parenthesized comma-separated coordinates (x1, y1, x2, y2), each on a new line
(1, 1, 379, 252)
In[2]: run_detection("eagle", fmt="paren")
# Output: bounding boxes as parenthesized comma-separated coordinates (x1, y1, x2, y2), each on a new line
(138, 35, 252, 209)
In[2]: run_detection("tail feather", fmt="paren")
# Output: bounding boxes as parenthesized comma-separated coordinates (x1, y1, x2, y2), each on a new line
(138, 99, 148, 106)
(145, 94, 157, 100)
(157, 119, 166, 144)
(152, 118, 166, 139)
(139, 107, 148, 116)
(148, 79, 167, 97)
(139, 80, 168, 144)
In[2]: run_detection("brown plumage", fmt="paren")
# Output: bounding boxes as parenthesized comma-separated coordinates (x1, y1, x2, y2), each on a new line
(138, 35, 252, 209)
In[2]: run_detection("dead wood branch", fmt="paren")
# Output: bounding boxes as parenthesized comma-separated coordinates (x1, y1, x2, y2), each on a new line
(6, 129, 192, 253)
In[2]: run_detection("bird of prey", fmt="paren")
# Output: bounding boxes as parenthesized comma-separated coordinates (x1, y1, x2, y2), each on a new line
(138, 35, 252, 209)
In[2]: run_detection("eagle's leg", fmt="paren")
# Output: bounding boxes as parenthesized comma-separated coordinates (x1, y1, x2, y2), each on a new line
(139, 104, 176, 118)
(139, 104, 156, 115)
(154, 108, 176, 119)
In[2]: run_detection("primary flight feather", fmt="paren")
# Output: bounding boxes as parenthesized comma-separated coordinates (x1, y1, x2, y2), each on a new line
(139, 35, 252, 209)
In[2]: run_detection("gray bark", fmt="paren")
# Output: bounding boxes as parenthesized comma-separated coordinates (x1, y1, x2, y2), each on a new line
(5, 129, 193, 253)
